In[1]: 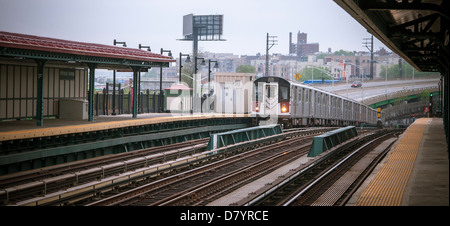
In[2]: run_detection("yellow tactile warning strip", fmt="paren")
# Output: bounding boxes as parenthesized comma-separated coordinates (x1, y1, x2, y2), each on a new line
(355, 118, 430, 206)
(0, 114, 249, 142)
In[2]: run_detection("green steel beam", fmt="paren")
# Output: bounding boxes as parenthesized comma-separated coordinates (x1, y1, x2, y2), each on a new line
(369, 91, 441, 108)
(308, 126, 358, 157)
(206, 124, 282, 150)
(87, 64, 96, 121)
(35, 59, 46, 126)
(132, 67, 140, 118)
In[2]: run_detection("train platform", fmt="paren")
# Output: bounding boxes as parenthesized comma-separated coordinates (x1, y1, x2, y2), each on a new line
(0, 113, 251, 175)
(0, 113, 249, 141)
(0, 113, 172, 133)
(347, 117, 449, 206)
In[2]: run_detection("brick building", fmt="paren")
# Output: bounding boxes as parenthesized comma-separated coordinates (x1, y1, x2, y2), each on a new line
(289, 31, 319, 58)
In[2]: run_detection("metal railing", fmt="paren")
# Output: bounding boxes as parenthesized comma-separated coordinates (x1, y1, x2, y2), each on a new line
(363, 86, 438, 105)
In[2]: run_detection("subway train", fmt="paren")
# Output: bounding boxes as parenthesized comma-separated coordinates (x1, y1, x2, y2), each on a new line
(251, 76, 377, 128)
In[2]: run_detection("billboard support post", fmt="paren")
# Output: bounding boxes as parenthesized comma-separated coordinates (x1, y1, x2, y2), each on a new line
(178, 14, 226, 113)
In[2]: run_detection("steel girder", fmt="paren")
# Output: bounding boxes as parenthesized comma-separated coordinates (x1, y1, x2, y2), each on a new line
(335, 0, 449, 74)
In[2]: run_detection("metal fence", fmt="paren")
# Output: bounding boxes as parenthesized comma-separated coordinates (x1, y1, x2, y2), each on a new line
(94, 88, 164, 115)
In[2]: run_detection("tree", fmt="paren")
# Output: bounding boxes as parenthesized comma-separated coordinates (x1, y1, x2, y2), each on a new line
(299, 66, 333, 82)
(380, 63, 439, 79)
(334, 49, 354, 56)
(236, 65, 256, 73)
(181, 63, 194, 88)
(418, 89, 431, 102)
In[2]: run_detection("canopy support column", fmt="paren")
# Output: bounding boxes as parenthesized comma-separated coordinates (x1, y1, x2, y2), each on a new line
(88, 63, 97, 121)
(35, 59, 46, 126)
(131, 66, 141, 118)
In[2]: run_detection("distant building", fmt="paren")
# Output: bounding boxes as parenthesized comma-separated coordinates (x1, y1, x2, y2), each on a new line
(323, 51, 399, 80)
(202, 52, 239, 72)
(289, 31, 319, 59)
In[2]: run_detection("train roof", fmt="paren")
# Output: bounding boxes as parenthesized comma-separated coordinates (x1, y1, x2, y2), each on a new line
(254, 76, 371, 108)
(292, 81, 369, 107)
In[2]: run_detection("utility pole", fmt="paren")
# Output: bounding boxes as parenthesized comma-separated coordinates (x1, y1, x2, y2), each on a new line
(266, 33, 278, 77)
(363, 35, 374, 79)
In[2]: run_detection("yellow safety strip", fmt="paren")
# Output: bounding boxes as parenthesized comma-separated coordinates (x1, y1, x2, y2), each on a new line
(355, 118, 429, 206)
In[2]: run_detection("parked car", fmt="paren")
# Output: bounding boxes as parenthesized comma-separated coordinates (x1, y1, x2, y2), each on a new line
(351, 81, 362, 88)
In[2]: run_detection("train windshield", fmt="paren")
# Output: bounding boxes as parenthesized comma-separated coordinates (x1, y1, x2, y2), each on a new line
(265, 85, 278, 98)
(280, 86, 288, 100)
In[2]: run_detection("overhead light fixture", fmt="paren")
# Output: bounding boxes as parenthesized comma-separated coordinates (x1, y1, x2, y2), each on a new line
(185, 55, 191, 63)
(113, 39, 127, 47)
(139, 44, 151, 51)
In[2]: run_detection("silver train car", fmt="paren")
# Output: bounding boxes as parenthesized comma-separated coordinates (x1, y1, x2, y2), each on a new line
(252, 76, 377, 128)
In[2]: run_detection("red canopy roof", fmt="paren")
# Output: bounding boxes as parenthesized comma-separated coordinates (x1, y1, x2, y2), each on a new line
(0, 31, 175, 63)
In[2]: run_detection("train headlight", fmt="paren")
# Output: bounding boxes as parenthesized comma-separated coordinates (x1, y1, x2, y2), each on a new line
(281, 104, 287, 113)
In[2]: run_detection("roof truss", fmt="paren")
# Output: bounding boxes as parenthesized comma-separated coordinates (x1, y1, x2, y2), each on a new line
(335, 0, 449, 74)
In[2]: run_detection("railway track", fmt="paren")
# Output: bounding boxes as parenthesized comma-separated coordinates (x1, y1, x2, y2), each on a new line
(249, 130, 401, 206)
(0, 138, 208, 205)
(3, 127, 331, 206)
(86, 133, 316, 206)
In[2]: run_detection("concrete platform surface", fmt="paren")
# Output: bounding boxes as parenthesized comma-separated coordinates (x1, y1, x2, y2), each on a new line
(402, 118, 449, 206)
(349, 118, 449, 206)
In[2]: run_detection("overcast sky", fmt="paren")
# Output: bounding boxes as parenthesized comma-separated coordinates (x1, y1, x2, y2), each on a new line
(0, 0, 387, 56)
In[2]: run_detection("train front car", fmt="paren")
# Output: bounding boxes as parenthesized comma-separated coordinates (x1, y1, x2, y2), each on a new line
(252, 77, 291, 127)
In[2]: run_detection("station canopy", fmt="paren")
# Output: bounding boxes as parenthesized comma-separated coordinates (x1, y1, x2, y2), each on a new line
(0, 31, 175, 69)
(334, 0, 449, 74)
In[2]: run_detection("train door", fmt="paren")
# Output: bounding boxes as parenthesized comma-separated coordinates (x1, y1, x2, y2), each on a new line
(301, 88, 305, 117)
(316, 91, 321, 118)
(263, 83, 278, 116)
(309, 91, 312, 118)
(292, 86, 297, 116)
(220, 82, 225, 113)
(298, 87, 302, 117)
(306, 89, 310, 117)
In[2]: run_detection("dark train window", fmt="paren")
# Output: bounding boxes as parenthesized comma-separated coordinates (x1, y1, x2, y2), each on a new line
(280, 85, 288, 100)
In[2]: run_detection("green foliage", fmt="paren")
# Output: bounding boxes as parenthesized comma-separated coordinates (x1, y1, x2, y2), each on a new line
(380, 63, 439, 79)
(236, 65, 256, 73)
(299, 66, 333, 82)
(418, 89, 431, 102)
(333, 49, 355, 56)
(181, 63, 194, 88)
(316, 53, 327, 59)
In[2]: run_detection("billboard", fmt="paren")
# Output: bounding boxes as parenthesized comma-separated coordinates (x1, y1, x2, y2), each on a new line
(183, 14, 193, 38)
(183, 14, 224, 41)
